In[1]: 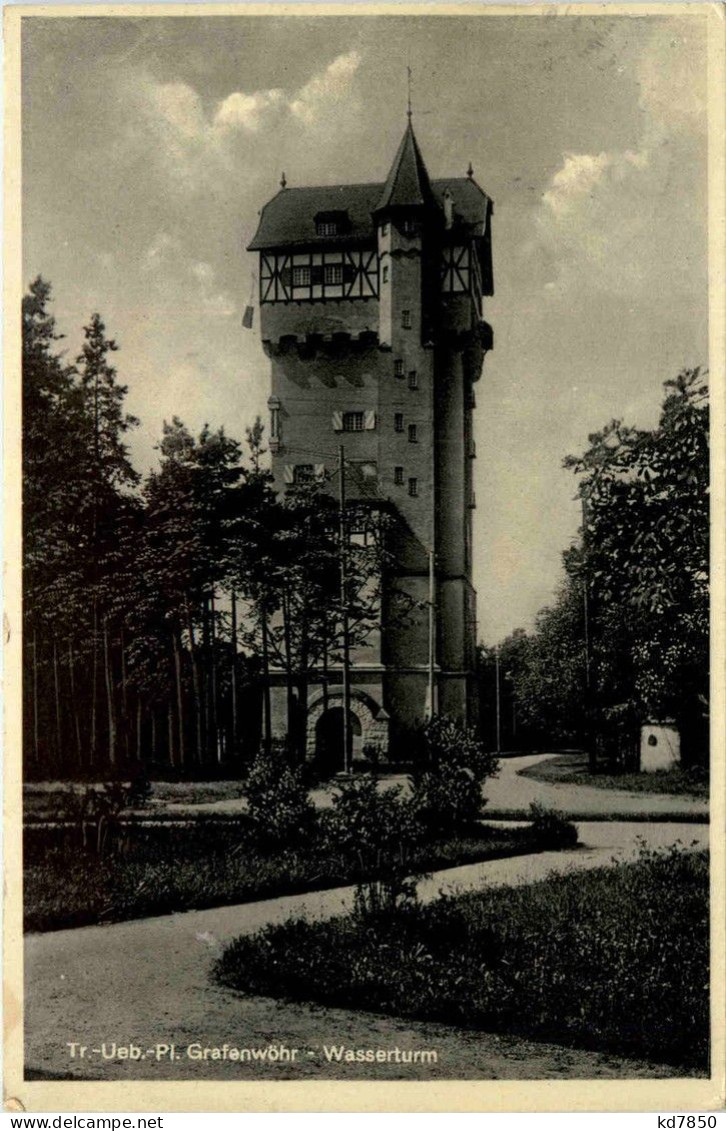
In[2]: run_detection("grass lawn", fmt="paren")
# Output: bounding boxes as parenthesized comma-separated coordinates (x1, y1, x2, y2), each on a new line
(24, 819, 563, 933)
(22, 779, 248, 819)
(215, 847, 709, 1071)
(518, 754, 709, 799)
(485, 808, 709, 823)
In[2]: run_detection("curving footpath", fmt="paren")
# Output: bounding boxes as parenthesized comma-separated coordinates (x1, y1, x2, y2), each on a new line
(24, 811, 708, 1082)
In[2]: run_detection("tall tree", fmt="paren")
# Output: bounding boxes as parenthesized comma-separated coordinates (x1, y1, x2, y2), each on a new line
(23, 279, 86, 769)
(76, 313, 139, 767)
(565, 368, 709, 761)
(140, 418, 244, 766)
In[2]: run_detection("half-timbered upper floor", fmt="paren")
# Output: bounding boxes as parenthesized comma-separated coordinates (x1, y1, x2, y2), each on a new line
(248, 174, 493, 307)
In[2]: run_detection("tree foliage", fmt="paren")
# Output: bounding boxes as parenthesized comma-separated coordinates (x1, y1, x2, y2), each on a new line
(22, 279, 389, 778)
(479, 369, 709, 765)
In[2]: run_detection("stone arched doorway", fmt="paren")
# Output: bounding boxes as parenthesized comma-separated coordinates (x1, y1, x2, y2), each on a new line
(307, 690, 389, 774)
(315, 707, 362, 777)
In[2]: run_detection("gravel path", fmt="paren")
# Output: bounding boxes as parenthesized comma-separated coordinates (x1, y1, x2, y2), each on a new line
(24, 820, 707, 1082)
(151, 754, 708, 819)
(482, 754, 708, 816)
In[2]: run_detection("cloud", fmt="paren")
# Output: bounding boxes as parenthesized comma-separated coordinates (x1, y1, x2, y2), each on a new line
(213, 88, 286, 133)
(137, 49, 361, 155)
(148, 80, 207, 141)
(289, 50, 362, 125)
(211, 51, 362, 133)
(141, 231, 235, 318)
(542, 152, 612, 216)
(142, 230, 179, 272)
(531, 20, 706, 299)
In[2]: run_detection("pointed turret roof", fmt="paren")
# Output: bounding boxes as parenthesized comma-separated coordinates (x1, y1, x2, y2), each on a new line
(374, 120, 437, 214)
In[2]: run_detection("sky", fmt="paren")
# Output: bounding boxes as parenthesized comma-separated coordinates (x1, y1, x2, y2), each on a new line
(22, 10, 709, 643)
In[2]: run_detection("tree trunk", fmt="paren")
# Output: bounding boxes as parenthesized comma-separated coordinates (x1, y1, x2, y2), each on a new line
(136, 698, 142, 765)
(261, 611, 272, 756)
(210, 590, 221, 764)
(172, 631, 186, 770)
(90, 597, 98, 766)
(202, 595, 211, 763)
(151, 707, 158, 766)
(297, 607, 309, 766)
(167, 700, 176, 769)
(184, 599, 203, 766)
(103, 616, 117, 767)
(67, 638, 83, 769)
(281, 589, 295, 753)
(32, 630, 39, 766)
(322, 617, 330, 721)
(230, 590, 239, 759)
(52, 637, 62, 769)
(120, 626, 129, 761)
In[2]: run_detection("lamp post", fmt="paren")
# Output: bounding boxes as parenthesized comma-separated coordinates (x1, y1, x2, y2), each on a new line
(339, 445, 352, 774)
(581, 492, 596, 772)
(495, 643, 501, 755)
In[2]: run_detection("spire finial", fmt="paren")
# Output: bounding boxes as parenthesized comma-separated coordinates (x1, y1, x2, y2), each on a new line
(406, 61, 412, 121)
(467, 162, 474, 180)
(280, 171, 287, 189)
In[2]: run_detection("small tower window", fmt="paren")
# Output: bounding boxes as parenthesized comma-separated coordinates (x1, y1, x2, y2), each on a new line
(342, 411, 364, 432)
(293, 464, 314, 484)
(408, 423, 418, 443)
(408, 370, 418, 389)
(317, 221, 338, 236)
(292, 266, 311, 286)
(394, 359, 404, 377)
(402, 310, 412, 329)
(394, 466, 404, 485)
(382, 266, 389, 284)
(268, 396, 281, 449)
(394, 413, 404, 433)
(408, 477, 418, 497)
(402, 219, 416, 236)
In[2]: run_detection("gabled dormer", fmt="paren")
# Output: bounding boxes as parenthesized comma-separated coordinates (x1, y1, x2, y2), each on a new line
(314, 210, 351, 238)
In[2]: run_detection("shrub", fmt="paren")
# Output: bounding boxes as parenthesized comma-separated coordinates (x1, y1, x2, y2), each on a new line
(528, 802, 579, 849)
(409, 715, 499, 834)
(361, 741, 383, 768)
(323, 775, 425, 915)
(245, 743, 315, 848)
(50, 780, 149, 857)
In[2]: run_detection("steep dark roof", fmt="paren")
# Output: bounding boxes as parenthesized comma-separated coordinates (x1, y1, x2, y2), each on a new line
(248, 176, 491, 251)
(374, 121, 437, 213)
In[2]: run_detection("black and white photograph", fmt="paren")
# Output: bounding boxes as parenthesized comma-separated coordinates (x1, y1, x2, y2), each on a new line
(5, 2, 723, 1110)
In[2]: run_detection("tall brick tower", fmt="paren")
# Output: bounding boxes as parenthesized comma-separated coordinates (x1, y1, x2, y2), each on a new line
(248, 120, 493, 768)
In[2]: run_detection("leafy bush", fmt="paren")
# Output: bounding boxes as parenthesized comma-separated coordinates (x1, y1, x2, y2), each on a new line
(245, 743, 315, 847)
(322, 775, 424, 914)
(215, 846, 709, 1069)
(528, 802, 579, 849)
(44, 779, 154, 857)
(409, 715, 499, 834)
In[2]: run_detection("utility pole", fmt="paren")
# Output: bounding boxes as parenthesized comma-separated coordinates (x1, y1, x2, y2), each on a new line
(495, 643, 501, 755)
(426, 548, 436, 719)
(581, 493, 595, 772)
(582, 496, 591, 691)
(339, 445, 352, 774)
